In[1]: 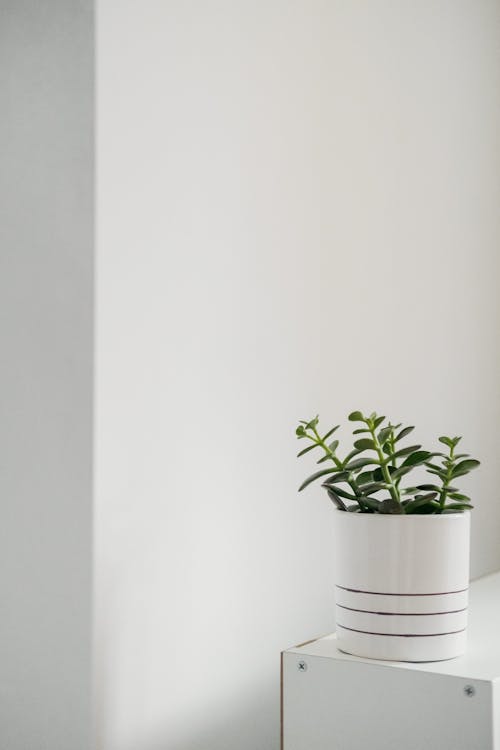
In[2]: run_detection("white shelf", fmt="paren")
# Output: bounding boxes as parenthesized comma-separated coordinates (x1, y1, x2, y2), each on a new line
(282, 571, 500, 750)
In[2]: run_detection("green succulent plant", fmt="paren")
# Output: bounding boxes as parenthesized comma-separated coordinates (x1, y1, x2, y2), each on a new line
(296, 410, 480, 514)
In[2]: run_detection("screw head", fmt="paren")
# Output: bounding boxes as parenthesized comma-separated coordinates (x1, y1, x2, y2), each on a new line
(297, 660, 307, 672)
(464, 684, 475, 697)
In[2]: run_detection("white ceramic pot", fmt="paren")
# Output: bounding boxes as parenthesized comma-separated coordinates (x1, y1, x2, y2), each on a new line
(332, 510, 471, 662)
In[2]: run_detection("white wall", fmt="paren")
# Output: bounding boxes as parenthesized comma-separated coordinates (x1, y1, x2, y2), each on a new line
(95, 2, 500, 749)
(0, 1, 93, 748)
(3, 2, 498, 748)
(95, 3, 335, 748)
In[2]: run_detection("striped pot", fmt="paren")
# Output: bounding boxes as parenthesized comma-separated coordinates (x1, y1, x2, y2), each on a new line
(333, 510, 471, 662)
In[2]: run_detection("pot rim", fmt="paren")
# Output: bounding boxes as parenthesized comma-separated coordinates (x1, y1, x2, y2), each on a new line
(333, 509, 470, 520)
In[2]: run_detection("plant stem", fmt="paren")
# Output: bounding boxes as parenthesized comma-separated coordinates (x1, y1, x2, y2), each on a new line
(311, 426, 342, 468)
(439, 443, 455, 511)
(312, 426, 366, 510)
(367, 421, 400, 505)
(387, 426, 397, 468)
(389, 426, 402, 492)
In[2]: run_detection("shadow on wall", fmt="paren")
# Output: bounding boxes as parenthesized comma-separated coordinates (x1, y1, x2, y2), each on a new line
(120, 682, 279, 750)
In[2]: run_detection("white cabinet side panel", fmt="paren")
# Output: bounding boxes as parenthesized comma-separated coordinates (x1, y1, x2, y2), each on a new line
(283, 653, 492, 750)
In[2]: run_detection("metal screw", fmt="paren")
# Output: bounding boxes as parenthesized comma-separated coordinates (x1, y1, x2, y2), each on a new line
(297, 660, 308, 672)
(464, 685, 475, 697)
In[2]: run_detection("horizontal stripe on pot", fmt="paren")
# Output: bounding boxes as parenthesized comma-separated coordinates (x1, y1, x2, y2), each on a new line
(336, 625, 467, 662)
(335, 604, 467, 636)
(335, 587, 469, 615)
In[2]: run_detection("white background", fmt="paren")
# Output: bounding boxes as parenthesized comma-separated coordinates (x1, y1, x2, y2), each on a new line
(1, 1, 500, 749)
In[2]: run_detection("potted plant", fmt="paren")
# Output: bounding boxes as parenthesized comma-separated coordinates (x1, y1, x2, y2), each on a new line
(296, 410, 480, 662)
